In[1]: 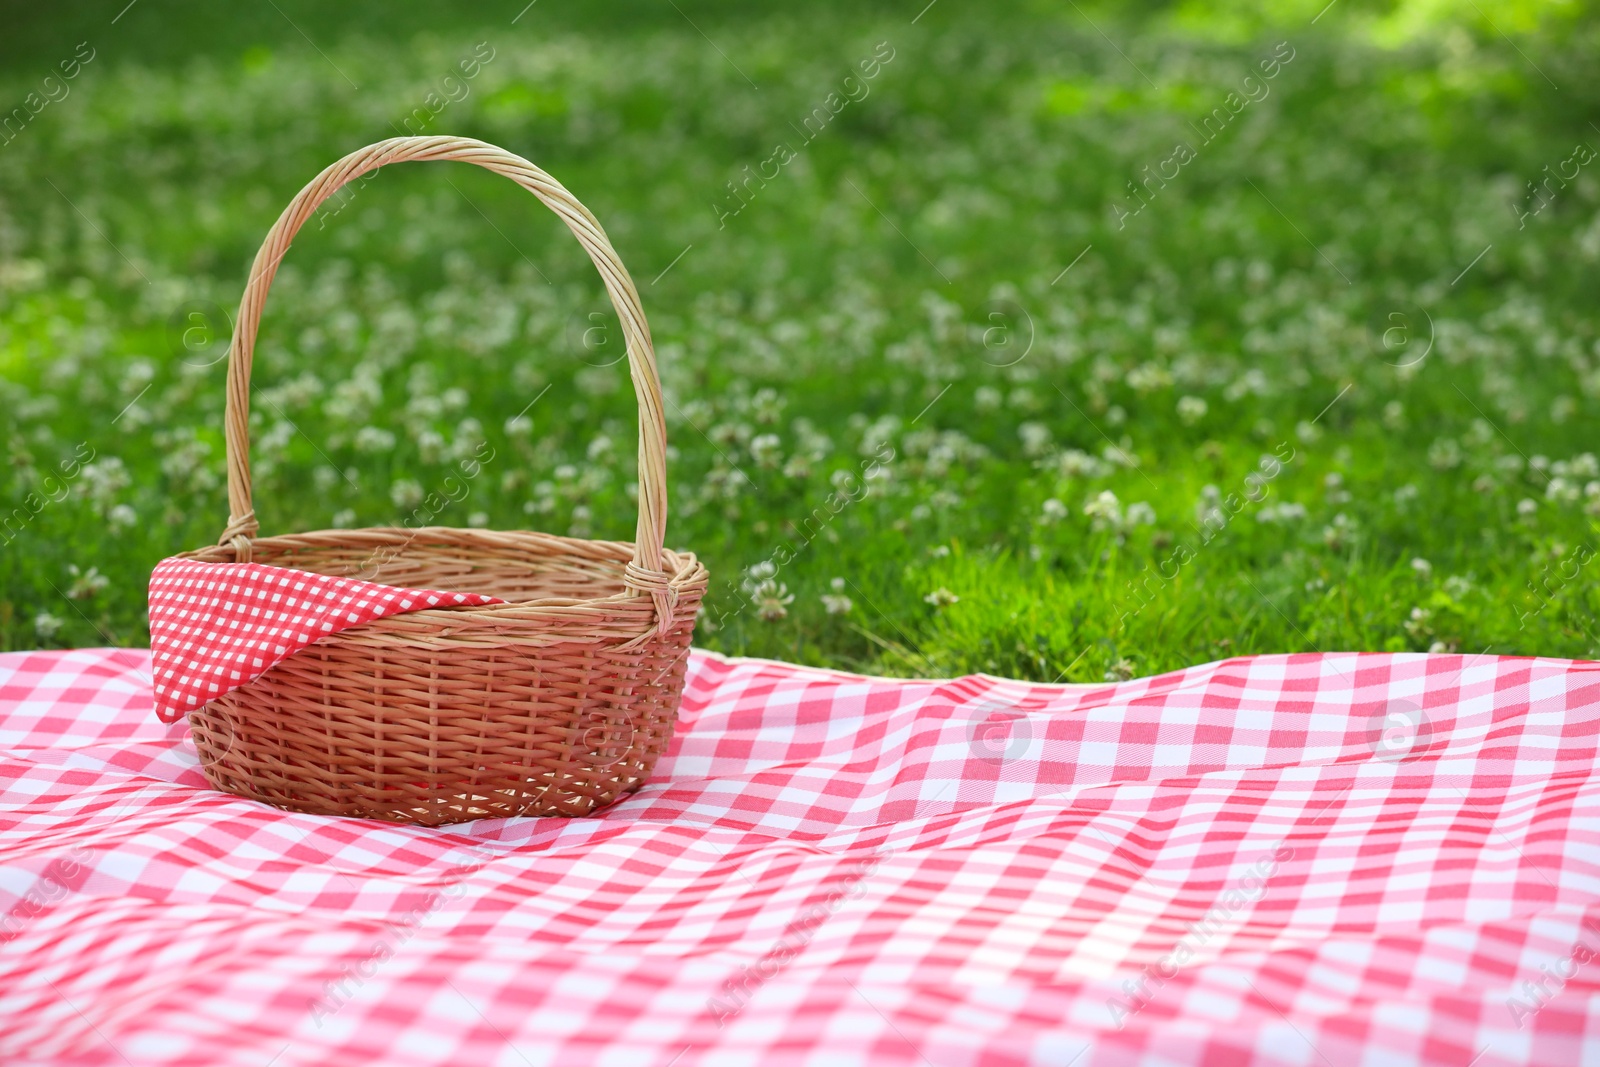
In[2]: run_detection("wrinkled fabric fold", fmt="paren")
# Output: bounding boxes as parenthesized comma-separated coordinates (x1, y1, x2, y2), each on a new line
(146, 557, 503, 723)
(4, 647, 1600, 1064)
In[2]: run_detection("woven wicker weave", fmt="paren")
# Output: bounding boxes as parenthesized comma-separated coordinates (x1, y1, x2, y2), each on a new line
(174, 136, 708, 826)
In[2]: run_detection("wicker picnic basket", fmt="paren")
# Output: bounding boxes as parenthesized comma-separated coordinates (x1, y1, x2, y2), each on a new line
(174, 136, 707, 826)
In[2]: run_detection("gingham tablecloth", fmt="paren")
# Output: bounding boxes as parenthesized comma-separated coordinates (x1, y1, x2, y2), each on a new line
(3, 647, 1600, 1066)
(146, 558, 504, 723)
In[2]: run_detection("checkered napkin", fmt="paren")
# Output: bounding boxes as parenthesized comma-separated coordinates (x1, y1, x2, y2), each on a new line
(146, 558, 503, 723)
(4, 647, 1600, 1066)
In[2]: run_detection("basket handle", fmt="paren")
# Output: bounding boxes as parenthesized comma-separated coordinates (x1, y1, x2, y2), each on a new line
(219, 136, 678, 631)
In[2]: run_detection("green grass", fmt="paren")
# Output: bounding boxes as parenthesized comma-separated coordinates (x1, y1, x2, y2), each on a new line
(2, 1, 1598, 681)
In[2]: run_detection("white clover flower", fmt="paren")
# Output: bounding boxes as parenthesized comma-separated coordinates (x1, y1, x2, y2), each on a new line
(1176, 396, 1207, 425)
(1323, 513, 1354, 548)
(1124, 501, 1156, 526)
(753, 579, 793, 621)
(1225, 369, 1269, 402)
(416, 429, 447, 465)
(1256, 502, 1307, 523)
(736, 564, 775, 601)
(354, 427, 397, 454)
(1404, 606, 1433, 639)
(80, 457, 131, 507)
(407, 394, 444, 420)
(1104, 658, 1135, 682)
(1127, 363, 1172, 392)
(114, 401, 153, 430)
(390, 479, 424, 510)
(270, 372, 323, 411)
(332, 509, 357, 529)
(525, 484, 556, 516)
(34, 612, 64, 639)
(1039, 498, 1068, 524)
(1084, 489, 1121, 530)
(578, 466, 610, 494)
(108, 504, 137, 530)
(750, 433, 782, 468)
(468, 512, 490, 528)
(1428, 438, 1462, 470)
(1018, 422, 1052, 457)
(1546, 477, 1580, 504)
(860, 415, 900, 456)
(1444, 575, 1473, 598)
(821, 576, 853, 616)
(159, 438, 218, 492)
(924, 587, 959, 608)
(1411, 557, 1432, 577)
(327, 366, 383, 424)
(250, 416, 293, 457)
(751, 387, 784, 425)
(1054, 449, 1109, 479)
(66, 564, 109, 600)
(706, 466, 749, 499)
(1517, 498, 1539, 518)
(711, 421, 749, 448)
(1102, 443, 1139, 468)
(449, 419, 486, 461)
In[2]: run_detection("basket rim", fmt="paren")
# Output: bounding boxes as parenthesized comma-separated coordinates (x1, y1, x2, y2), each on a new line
(172, 524, 709, 622)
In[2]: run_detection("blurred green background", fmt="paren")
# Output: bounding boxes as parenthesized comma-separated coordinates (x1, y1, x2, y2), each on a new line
(1, 0, 1597, 680)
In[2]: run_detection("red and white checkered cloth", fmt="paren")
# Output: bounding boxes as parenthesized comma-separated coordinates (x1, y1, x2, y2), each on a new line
(4, 646, 1600, 1066)
(147, 558, 503, 723)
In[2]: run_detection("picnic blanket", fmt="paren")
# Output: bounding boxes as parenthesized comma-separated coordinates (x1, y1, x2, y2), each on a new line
(3, 646, 1600, 1066)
